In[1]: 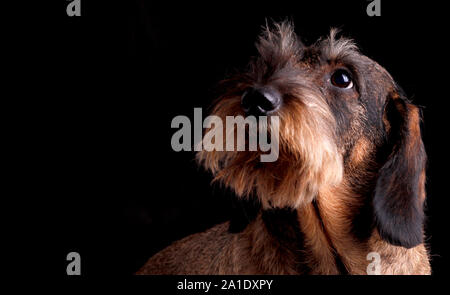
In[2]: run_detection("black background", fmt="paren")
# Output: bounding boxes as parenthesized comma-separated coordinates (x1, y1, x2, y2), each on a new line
(38, 0, 449, 279)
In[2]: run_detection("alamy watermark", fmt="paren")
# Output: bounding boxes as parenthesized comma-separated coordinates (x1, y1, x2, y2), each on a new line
(366, 0, 381, 17)
(66, 251, 81, 275)
(366, 252, 381, 275)
(66, 0, 81, 17)
(171, 108, 280, 162)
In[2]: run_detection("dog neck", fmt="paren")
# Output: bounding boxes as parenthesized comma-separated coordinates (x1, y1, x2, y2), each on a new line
(238, 180, 430, 274)
(296, 184, 372, 274)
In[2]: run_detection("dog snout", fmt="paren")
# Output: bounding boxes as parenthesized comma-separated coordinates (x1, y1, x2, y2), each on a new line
(241, 87, 281, 116)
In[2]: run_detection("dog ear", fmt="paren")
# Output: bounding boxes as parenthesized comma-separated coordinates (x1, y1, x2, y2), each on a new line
(374, 91, 427, 249)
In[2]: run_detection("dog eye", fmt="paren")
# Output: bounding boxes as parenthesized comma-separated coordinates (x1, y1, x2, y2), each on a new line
(331, 69, 353, 89)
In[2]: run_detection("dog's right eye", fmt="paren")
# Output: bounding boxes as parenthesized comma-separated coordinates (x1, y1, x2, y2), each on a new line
(331, 69, 353, 89)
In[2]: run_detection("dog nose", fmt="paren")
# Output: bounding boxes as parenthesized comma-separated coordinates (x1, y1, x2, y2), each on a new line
(241, 87, 281, 116)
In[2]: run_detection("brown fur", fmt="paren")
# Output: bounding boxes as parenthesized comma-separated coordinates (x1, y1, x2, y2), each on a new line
(137, 22, 431, 275)
(137, 218, 430, 274)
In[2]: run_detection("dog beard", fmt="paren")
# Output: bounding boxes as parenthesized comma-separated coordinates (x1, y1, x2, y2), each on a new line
(197, 88, 344, 209)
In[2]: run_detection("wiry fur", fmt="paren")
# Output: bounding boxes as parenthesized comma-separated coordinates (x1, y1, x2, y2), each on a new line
(138, 21, 431, 275)
(197, 22, 343, 208)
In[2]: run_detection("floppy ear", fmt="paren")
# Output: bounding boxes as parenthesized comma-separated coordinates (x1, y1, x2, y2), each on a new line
(374, 91, 427, 249)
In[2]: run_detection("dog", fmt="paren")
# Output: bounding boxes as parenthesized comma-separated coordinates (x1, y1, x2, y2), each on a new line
(137, 22, 431, 275)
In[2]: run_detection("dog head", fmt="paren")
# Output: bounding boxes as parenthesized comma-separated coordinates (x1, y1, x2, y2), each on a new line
(197, 22, 426, 248)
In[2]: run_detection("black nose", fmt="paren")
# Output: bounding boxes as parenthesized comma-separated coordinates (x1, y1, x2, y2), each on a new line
(241, 87, 282, 116)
